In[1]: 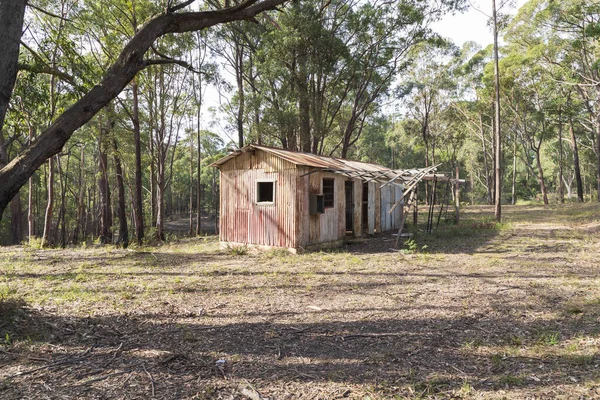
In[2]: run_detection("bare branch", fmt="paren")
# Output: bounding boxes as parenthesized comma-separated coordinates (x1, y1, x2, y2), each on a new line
(168, 0, 196, 13)
(26, 2, 73, 22)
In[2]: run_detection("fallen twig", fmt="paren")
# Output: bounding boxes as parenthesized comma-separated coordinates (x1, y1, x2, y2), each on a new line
(4, 346, 95, 379)
(78, 370, 130, 385)
(101, 342, 123, 369)
(342, 333, 403, 340)
(143, 364, 155, 397)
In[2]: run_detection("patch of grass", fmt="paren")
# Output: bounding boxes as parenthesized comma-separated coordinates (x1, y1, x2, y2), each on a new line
(537, 330, 560, 346)
(458, 380, 473, 396)
(262, 248, 292, 259)
(499, 374, 525, 387)
(463, 339, 483, 350)
(505, 335, 523, 347)
(0, 282, 18, 298)
(569, 354, 594, 366)
(227, 244, 248, 256)
(410, 376, 451, 397)
(491, 353, 504, 368)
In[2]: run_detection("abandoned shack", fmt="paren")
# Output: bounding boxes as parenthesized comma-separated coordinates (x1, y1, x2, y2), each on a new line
(211, 145, 440, 252)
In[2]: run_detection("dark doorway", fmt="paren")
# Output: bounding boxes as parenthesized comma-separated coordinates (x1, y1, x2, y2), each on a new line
(345, 181, 354, 233)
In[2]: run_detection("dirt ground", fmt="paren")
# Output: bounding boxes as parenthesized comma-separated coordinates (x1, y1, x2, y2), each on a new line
(1, 204, 600, 399)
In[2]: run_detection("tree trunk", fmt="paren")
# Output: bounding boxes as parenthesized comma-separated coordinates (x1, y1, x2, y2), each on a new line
(235, 41, 245, 148)
(0, 0, 27, 132)
(570, 118, 584, 202)
(28, 174, 34, 242)
(132, 79, 144, 245)
(492, 0, 502, 221)
(297, 61, 311, 153)
(189, 128, 194, 236)
(98, 123, 112, 245)
(596, 113, 600, 202)
(155, 67, 167, 242)
(156, 156, 165, 241)
(196, 112, 202, 236)
(558, 113, 564, 203)
(56, 155, 68, 247)
(480, 113, 493, 205)
(534, 148, 549, 205)
(73, 145, 85, 244)
(511, 135, 517, 205)
(112, 138, 128, 248)
(9, 191, 23, 244)
(41, 158, 55, 247)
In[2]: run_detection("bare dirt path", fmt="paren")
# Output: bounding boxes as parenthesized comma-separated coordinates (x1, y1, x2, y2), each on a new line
(1, 204, 599, 399)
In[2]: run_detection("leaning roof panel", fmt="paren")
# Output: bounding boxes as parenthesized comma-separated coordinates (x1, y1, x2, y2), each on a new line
(211, 144, 442, 185)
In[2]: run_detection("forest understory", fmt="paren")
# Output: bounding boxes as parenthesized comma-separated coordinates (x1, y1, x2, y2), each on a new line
(1, 204, 600, 399)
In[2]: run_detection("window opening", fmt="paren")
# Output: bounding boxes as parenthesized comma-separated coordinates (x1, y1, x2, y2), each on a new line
(257, 181, 275, 203)
(323, 178, 334, 208)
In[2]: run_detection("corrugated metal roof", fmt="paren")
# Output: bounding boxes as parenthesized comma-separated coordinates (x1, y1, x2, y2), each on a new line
(211, 144, 383, 170)
(211, 144, 440, 184)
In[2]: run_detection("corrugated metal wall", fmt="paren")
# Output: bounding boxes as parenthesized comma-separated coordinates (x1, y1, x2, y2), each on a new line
(380, 185, 403, 232)
(220, 150, 297, 248)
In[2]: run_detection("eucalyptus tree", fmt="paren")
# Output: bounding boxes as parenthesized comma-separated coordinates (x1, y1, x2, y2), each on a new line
(79, 0, 163, 245)
(0, 0, 289, 224)
(500, 52, 555, 205)
(400, 43, 457, 170)
(249, 0, 466, 157)
(450, 43, 496, 203)
(509, 0, 600, 200)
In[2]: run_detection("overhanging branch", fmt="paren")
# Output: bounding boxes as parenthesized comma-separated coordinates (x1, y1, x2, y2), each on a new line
(0, 0, 289, 218)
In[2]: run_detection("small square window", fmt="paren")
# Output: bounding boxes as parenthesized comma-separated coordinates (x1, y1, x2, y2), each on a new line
(257, 181, 275, 203)
(323, 178, 334, 208)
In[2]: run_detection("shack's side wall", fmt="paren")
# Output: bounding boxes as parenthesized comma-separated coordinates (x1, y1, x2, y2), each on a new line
(380, 185, 403, 232)
(219, 150, 297, 248)
(368, 182, 376, 234)
(296, 169, 346, 248)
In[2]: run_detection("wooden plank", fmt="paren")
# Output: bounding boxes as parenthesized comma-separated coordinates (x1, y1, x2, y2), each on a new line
(353, 178, 362, 237)
(308, 172, 320, 244)
(368, 181, 375, 234)
(375, 184, 381, 233)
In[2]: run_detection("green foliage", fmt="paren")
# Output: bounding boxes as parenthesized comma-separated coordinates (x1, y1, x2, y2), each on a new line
(2, 0, 600, 245)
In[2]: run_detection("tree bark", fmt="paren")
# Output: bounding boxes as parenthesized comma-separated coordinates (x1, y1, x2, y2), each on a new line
(0, 0, 288, 222)
(480, 113, 493, 205)
(558, 112, 564, 203)
(235, 40, 246, 149)
(492, 0, 502, 221)
(9, 191, 23, 244)
(189, 125, 194, 236)
(112, 138, 128, 248)
(72, 145, 85, 244)
(511, 135, 517, 205)
(28, 174, 34, 242)
(534, 147, 549, 205)
(0, 0, 27, 132)
(132, 79, 144, 245)
(56, 155, 68, 247)
(297, 59, 311, 153)
(596, 112, 600, 202)
(98, 122, 112, 245)
(570, 117, 584, 202)
(41, 158, 54, 247)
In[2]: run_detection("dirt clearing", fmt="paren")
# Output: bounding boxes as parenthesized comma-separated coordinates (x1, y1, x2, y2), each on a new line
(1, 204, 600, 399)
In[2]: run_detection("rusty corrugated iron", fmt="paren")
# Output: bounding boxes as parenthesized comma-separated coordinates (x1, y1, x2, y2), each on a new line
(211, 144, 439, 184)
